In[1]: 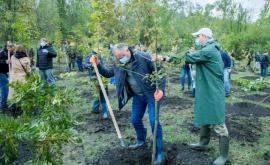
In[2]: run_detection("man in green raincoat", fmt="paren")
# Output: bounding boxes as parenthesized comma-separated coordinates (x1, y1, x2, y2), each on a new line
(186, 28, 229, 165)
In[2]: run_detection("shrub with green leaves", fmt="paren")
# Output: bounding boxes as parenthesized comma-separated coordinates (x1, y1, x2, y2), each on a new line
(0, 74, 81, 165)
(235, 78, 270, 91)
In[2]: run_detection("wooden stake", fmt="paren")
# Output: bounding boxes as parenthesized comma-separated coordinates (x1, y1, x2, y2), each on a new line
(92, 63, 125, 147)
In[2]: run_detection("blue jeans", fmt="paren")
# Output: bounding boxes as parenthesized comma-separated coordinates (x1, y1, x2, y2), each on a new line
(76, 57, 83, 72)
(0, 73, 9, 109)
(224, 68, 231, 96)
(39, 69, 56, 85)
(92, 100, 107, 115)
(92, 88, 108, 115)
(181, 68, 191, 89)
(261, 65, 267, 78)
(132, 95, 163, 155)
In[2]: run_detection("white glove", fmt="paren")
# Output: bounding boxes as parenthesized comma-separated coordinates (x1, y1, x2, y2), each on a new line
(42, 49, 48, 53)
(228, 68, 232, 73)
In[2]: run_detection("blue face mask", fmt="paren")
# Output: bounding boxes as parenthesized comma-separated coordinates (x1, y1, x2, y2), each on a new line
(119, 56, 130, 64)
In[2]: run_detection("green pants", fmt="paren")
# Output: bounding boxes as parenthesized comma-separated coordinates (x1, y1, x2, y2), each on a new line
(204, 124, 229, 137)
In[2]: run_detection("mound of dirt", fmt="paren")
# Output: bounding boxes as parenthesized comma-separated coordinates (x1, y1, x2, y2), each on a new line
(185, 115, 262, 143)
(162, 96, 193, 111)
(87, 142, 212, 165)
(76, 111, 131, 134)
(226, 102, 270, 117)
(241, 94, 270, 103)
(226, 115, 262, 142)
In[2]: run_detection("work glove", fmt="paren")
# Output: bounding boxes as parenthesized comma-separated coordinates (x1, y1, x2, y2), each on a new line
(90, 56, 99, 65)
(154, 89, 163, 101)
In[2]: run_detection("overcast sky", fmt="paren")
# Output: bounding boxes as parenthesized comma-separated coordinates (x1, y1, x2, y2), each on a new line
(191, 0, 266, 21)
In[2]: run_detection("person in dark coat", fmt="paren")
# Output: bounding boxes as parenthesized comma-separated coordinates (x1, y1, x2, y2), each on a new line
(260, 51, 269, 79)
(36, 38, 57, 84)
(0, 42, 15, 111)
(180, 62, 192, 90)
(90, 43, 166, 165)
(220, 50, 232, 97)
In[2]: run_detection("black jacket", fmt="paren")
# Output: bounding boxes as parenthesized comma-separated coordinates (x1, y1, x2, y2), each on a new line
(97, 50, 166, 110)
(260, 53, 269, 67)
(36, 45, 57, 70)
(0, 48, 9, 75)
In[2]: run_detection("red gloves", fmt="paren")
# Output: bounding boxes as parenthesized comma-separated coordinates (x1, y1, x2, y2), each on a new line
(90, 56, 99, 65)
(154, 89, 163, 101)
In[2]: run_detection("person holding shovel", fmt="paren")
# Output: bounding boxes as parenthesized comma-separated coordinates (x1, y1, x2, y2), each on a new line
(90, 43, 165, 165)
(186, 28, 229, 165)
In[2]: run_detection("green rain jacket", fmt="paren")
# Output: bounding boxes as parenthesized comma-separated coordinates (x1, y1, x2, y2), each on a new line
(186, 39, 225, 126)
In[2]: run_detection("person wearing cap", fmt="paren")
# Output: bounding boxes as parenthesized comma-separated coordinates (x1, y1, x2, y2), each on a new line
(90, 43, 165, 165)
(36, 38, 57, 84)
(186, 28, 229, 165)
(84, 49, 109, 119)
(0, 42, 15, 112)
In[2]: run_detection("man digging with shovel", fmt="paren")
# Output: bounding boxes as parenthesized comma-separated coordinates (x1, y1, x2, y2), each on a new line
(90, 43, 165, 165)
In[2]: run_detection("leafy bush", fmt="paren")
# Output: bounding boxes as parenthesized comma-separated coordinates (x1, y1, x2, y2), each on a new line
(0, 74, 81, 164)
(235, 78, 270, 91)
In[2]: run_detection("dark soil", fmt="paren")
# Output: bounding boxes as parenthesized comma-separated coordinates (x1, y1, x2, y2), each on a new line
(183, 90, 194, 97)
(11, 142, 32, 165)
(262, 88, 270, 94)
(185, 115, 262, 143)
(76, 110, 130, 134)
(226, 102, 270, 117)
(241, 76, 260, 80)
(226, 115, 262, 142)
(87, 142, 212, 165)
(241, 94, 270, 103)
(162, 96, 193, 111)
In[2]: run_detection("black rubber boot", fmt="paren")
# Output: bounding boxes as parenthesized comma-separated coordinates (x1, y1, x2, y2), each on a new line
(189, 125, 211, 151)
(213, 136, 229, 165)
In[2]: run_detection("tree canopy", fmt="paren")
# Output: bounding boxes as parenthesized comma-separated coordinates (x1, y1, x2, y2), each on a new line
(0, 0, 269, 55)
